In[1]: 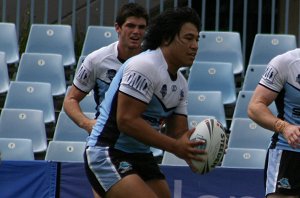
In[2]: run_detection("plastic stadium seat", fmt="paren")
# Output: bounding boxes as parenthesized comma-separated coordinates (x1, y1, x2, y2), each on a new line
(187, 115, 215, 129)
(221, 148, 267, 169)
(3, 81, 55, 124)
(0, 22, 19, 64)
(195, 31, 244, 75)
(53, 111, 95, 142)
(16, 53, 66, 96)
(242, 64, 267, 91)
(62, 86, 96, 113)
(161, 151, 188, 166)
(187, 91, 227, 129)
(232, 90, 277, 120)
(0, 138, 34, 160)
(0, 109, 47, 153)
(188, 61, 237, 105)
(0, 52, 9, 93)
(228, 118, 273, 150)
(25, 24, 75, 66)
(248, 34, 297, 65)
(81, 26, 118, 56)
(45, 141, 86, 162)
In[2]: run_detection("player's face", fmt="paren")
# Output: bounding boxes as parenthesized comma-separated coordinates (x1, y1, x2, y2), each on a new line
(116, 16, 147, 50)
(171, 22, 199, 67)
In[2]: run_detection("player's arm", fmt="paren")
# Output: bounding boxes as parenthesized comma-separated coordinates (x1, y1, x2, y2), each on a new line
(63, 85, 96, 133)
(248, 84, 300, 148)
(164, 114, 189, 139)
(116, 91, 205, 163)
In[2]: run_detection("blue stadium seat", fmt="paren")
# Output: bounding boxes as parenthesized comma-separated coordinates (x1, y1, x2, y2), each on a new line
(195, 31, 244, 75)
(25, 24, 75, 66)
(0, 22, 19, 64)
(45, 141, 86, 162)
(221, 147, 267, 169)
(16, 53, 66, 96)
(248, 34, 297, 65)
(228, 118, 273, 150)
(3, 81, 55, 124)
(0, 52, 9, 93)
(232, 90, 277, 120)
(53, 111, 94, 142)
(81, 26, 118, 56)
(187, 115, 215, 129)
(0, 138, 34, 160)
(187, 91, 227, 129)
(161, 151, 188, 166)
(188, 61, 237, 105)
(242, 64, 267, 91)
(0, 108, 47, 153)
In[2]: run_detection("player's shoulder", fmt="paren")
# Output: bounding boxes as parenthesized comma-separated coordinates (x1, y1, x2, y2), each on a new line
(270, 48, 300, 68)
(85, 41, 118, 62)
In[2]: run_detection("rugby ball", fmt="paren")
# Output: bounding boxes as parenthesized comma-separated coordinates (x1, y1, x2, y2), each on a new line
(189, 118, 227, 174)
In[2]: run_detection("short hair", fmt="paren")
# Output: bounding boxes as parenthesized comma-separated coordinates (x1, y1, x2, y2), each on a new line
(142, 7, 201, 51)
(115, 3, 149, 26)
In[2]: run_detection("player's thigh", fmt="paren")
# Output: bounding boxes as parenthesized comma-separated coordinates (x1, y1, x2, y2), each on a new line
(146, 179, 171, 198)
(267, 194, 299, 198)
(106, 174, 158, 198)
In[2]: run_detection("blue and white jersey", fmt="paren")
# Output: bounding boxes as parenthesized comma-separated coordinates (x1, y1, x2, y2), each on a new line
(259, 48, 300, 152)
(87, 48, 188, 153)
(73, 41, 122, 116)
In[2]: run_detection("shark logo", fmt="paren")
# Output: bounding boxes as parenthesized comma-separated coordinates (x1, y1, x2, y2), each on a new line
(118, 161, 132, 174)
(277, 178, 291, 189)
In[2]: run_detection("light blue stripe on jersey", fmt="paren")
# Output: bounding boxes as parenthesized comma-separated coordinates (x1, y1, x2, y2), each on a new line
(86, 146, 121, 191)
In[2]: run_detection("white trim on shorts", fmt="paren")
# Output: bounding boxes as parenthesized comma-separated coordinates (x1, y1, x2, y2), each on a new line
(266, 148, 282, 196)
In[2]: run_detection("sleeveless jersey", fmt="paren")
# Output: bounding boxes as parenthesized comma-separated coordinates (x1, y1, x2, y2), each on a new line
(259, 48, 300, 152)
(87, 48, 188, 153)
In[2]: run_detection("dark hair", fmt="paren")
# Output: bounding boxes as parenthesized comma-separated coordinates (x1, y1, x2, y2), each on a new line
(115, 3, 149, 26)
(142, 7, 201, 50)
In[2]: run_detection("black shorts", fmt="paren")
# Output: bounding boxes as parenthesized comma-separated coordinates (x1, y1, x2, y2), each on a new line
(265, 148, 300, 196)
(84, 146, 165, 197)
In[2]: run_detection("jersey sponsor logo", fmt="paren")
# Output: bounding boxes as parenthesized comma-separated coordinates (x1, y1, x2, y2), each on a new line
(179, 89, 185, 101)
(76, 66, 90, 84)
(292, 108, 300, 118)
(160, 84, 167, 98)
(124, 71, 150, 95)
(263, 66, 278, 83)
(171, 85, 177, 92)
(106, 69, 117, 81)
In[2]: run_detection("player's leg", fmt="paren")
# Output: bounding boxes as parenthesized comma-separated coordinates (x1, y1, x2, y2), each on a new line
(146, 179, 171, 198)
(265, 149, 300, 197)
(106, 174, 158, 198)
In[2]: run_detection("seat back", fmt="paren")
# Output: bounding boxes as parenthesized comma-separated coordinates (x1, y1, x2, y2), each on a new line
(249, 34, 297, 65)
(221, 148, 267, 169)
(187, 115, 215, 129)
(3, 81, 55, 123)
(0, 138, 34, 160)
(161, 151, 188, 166)
(232, 90, 277, 120)
(53, 111, 94, 142)
(81, 26, 118, 56)
(228, 118, 273, 149)
(242, 64, 267, 91)
(0, 108, 47, 153)
(188, 61, 236, 104)
(187, 91, 227, 129)
(45, 141, 86, 162)
(25, 24, 75, 66)
(16, 53, 66, 96)
(196, 31, 244, 74)
(0, 22, 19, 64)
(0, 52, 9, 93)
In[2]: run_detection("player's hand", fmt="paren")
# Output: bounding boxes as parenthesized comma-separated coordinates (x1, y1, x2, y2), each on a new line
(173, 128, 207, 170)
(282, 124, 300, 149)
